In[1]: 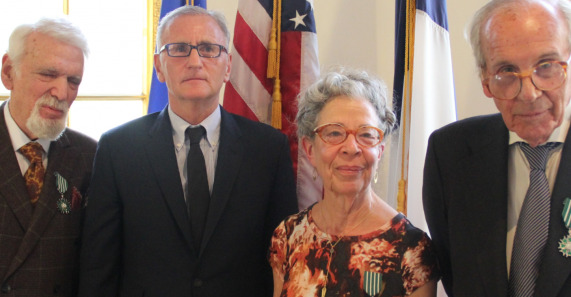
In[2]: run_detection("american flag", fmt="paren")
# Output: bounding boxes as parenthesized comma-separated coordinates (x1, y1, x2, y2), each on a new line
(223, 0, 320, 210)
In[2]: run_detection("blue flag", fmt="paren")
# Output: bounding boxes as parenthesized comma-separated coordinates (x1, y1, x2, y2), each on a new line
(147, 0, 207, 114)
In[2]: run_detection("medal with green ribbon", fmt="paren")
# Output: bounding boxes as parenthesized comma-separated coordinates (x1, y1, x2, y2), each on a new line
(558, 198, 571, 257)
(54, 172, 70, 214)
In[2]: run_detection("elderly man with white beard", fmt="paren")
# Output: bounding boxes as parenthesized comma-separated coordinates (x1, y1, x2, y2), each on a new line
(0, 17, 96, 296)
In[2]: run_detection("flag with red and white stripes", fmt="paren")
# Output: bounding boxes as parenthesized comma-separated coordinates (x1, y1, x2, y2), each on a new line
(223, 0, 320, 210)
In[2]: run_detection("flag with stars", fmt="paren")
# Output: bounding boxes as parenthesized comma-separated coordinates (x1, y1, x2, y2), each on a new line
(223, 0, 320, 210)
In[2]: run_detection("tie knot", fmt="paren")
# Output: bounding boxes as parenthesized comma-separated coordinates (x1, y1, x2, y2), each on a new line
(186, 126, 206, 145)
(519, 142, 559, 170)
(19, 142, 44, 163)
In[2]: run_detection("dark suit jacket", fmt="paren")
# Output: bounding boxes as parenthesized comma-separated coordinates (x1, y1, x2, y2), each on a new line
(423, 114, 571, 297)
(78, 106, 298, 297)
(0, 102, 97, 296)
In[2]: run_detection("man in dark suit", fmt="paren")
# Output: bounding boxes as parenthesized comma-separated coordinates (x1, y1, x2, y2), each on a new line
(78, 5, 297, 297)
(0, 18, 96, 296)
(423, 0, 571, 296)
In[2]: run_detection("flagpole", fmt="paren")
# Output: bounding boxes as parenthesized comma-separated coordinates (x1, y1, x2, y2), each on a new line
(63, 0, 69, 14)
(271, 0, 283, 130)
(398, 0, 416, 215)
(145, 0, 161, 114)
(268, 0, 283, 130)
(63, 0, 70, 126)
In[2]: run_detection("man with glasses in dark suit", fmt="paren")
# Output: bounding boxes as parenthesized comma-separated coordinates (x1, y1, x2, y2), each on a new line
(78, 5, 297, 297)
(423, 0, 571, 296)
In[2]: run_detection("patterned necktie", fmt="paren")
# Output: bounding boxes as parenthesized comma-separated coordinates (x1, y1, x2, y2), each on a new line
(185, 126, 210, 252)
(509, 142, 560, 297)
(19, 142, 45, 205)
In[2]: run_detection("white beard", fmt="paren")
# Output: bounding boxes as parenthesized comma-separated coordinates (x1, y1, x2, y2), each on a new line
(26, 94, 70, 141)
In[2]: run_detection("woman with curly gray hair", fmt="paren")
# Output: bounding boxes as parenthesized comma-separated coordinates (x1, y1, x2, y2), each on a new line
(269, 68, 440, 297)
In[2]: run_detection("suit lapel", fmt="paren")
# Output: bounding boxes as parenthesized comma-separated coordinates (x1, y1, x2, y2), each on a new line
(471, 139, 510, 297)
(453, 115, 510, 296)
(199, 109, 244, 255)
(0, 103, 33, 233)
(144, 108, 194, 251)
(535, 127, 571, 297)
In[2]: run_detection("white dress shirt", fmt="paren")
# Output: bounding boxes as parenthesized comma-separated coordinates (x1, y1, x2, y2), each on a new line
(168, 105, 221, 203)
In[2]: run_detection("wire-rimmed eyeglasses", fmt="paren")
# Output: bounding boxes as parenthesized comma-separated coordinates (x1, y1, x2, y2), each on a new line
(313, 123, 384, 147)
(484, 56, 571, 100)
(158, 43, 227, 58)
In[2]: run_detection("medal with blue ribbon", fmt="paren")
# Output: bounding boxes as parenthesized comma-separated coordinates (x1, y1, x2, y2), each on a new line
(54, 172, 70, 214)
(558, 198, 571, 257)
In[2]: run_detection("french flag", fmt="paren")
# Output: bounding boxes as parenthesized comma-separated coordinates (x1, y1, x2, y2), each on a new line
(390, 0, 457, 232)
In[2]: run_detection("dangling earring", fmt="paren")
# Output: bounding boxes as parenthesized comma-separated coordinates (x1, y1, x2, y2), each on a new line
(374, 171, 379, 184)
(312, 167, 317, 181)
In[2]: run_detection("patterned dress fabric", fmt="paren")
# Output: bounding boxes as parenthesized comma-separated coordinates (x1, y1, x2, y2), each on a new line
(269, 205, 440, 297)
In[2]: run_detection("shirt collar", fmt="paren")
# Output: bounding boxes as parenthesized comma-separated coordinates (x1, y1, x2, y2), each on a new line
(508, 99, 571, 145)
(168, 104, 221, 147)
(4, 99, 51, 153)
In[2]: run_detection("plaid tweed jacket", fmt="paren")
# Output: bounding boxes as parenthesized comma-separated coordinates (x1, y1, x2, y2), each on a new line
(0, 102, 96, 296)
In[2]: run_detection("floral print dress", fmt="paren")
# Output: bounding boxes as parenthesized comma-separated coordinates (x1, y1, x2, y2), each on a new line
(269, 205, 439, 297)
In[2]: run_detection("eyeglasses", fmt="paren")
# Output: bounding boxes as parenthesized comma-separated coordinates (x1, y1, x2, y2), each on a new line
(484, 56, 571, 100)
(313, 123, 384, 147)
(158, 43, 227, 58)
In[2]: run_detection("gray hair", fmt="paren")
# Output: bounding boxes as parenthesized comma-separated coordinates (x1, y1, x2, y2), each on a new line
(156, 5, 230, 52)
(467, 0, 571, 77)
(8, 17, 89, 66)
(296, 67, 396, 142)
